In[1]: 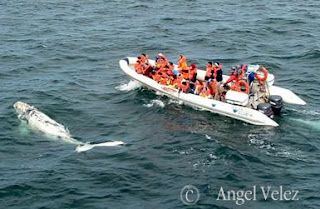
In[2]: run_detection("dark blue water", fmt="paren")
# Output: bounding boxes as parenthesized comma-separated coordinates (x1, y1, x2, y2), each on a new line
(1, 0, 320, 208)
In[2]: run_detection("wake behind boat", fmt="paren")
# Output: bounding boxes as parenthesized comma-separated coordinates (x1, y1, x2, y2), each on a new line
(118, 54, 306, 126)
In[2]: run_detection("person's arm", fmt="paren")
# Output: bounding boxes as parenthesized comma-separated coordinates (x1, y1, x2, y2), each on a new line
(226, 75, 236, 84)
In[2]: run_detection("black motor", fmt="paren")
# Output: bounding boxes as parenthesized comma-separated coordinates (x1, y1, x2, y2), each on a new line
(257, 103, 274, 118)
(269, 95, 283, 115)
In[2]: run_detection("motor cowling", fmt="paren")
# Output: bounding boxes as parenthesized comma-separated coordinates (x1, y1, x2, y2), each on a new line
(257, 103, 274, 118)
(269, 95, 283, 115)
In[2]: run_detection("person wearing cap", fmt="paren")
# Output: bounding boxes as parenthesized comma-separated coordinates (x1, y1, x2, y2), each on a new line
(156, 53, 168, 70)
(225, 66, 238, 84)
(225, 64, 245, 84)
(213, 62, 223, 82)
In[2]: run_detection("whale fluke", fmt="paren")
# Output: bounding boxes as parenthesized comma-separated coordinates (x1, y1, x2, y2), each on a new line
(75, 141, 125, 152)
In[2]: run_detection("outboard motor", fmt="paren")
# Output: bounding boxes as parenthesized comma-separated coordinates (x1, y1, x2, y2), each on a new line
(257, 103, 274, 118)
(269, 95, 283, 115)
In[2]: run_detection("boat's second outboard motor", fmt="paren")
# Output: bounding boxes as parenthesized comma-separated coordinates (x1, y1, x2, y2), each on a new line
(269, 95, 283, 115)
(257, 103, 274, 118)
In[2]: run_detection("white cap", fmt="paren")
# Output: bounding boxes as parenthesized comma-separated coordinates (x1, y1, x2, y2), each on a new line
(158, 53, 164, 57)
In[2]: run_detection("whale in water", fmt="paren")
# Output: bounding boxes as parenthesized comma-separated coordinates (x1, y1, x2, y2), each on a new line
(13, 101, 124, 152)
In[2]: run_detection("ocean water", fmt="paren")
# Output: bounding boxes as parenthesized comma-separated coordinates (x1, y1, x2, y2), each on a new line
(1, 0, 320, 208)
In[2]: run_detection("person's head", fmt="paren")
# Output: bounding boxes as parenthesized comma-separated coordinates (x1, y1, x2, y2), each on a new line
(179, 54, 185, 60)
(136, 60, 140, 64)
(137, 56, 141, 60)
(207, 62, 213, 66)
(141, 53, 146, 57)
(169, 62, 173, 66)
(190, 63, 197, 69)
(214, 62, 220, 67)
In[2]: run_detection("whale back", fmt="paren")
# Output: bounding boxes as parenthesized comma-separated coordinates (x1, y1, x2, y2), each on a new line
(15, 102, 75, 141)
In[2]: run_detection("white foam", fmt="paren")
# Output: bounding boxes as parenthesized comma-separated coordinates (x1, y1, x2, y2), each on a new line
(168, 99, 184, 105)
(287, 108, 320, 116)
(115, 80, 142, 92)
(143, 99, 165, 108)
(289, 118, 320, 130)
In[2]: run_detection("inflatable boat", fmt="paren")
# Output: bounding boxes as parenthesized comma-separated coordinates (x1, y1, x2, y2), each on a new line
(119, 57, 306, 126)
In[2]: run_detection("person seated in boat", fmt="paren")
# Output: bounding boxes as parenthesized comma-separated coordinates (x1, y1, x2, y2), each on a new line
(154, 71, 167, 85)
(200, 83, 213, 99)
(224, 64, 248, 95)
(134, 59, 143, 74)
(141, 58, 154, 77)
(226, 64, 247, 83)
(212, 62, 223, 99)
(159, 73, 168, 85)
(155, 53, 168, 70)
(213, 62, 223, 82)
(167, 62, 176, 77)
(161, 64, 176, 85)
(178, 79, 190, 93)
(194, 80, 204, 95)
(205, 62, 214, 81)
(173, 73, 183, 89)
(188, 63, 198, 89)
(225, 66, 240, 84)
(178, 54, 189, 79)
(140, 53, 149, 64)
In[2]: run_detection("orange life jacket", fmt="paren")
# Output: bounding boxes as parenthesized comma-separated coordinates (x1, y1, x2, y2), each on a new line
(195, 82, 204, 95)
(231, 80, 250, 94)
(156, 58, 168, 69)
(178, 56, 188, 70)
(180, 82, 189, 93)
(208, 80, 217, 95)
(140, 54, 148, 64)
(206, 65, 214, 78)
(179, 69, 189, 80)
(200, 87, 212, 97)
(134, 62, 143, 74)
(159, 77, 168, 85)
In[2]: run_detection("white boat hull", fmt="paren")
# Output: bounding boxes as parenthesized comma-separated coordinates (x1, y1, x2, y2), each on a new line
(119, 57, 280, 126)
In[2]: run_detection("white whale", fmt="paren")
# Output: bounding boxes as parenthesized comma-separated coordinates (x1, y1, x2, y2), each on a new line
(13, 101, 124, 152)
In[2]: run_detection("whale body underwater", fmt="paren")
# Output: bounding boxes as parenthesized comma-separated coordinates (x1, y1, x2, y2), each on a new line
(13, 101, 124, 152)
